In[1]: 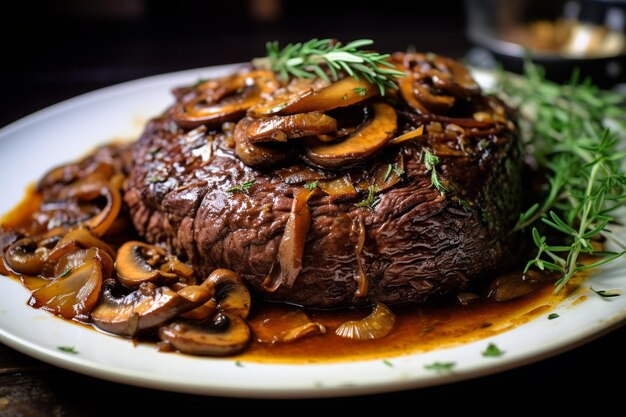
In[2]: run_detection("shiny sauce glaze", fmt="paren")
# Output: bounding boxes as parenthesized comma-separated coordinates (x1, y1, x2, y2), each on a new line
(0, 183, 576, 363)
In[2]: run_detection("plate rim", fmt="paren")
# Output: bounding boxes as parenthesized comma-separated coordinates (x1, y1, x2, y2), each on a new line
(0, 64, 624, 398)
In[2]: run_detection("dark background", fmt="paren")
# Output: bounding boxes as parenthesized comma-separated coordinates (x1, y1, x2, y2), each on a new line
(0, 1, 624, 415)
(0, 0, 469, 127)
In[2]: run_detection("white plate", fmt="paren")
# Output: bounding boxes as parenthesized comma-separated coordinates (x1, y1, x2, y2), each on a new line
(0, 66, 624, 398)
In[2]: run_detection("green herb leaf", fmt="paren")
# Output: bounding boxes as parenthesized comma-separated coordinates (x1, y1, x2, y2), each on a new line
(383, 359, 394, 368)
(482, 343, 504, 357)
(392, 165, 405, 177)
(227, 180, 256, 194)
(548, 313, 559, 320)
(253, 39, 405, 95)
(590, 286, 621, 298)
(59, 267, 72, 278)
(423, 150, 446, 194)
(383, 164, 393, 182)
(235, 360, 244, 367)
(424, 361, 455, 373)
(58, 346, 78, 354)
(353, 87, 368, 96)
(304, 181, 319, 191)
(355, 185, 380, 210)
(500, 60, 626, 294)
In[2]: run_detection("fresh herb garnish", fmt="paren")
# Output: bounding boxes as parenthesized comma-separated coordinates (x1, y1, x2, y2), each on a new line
(423, 150, 446, 194)
(235, 360, 244, 367)
(548, 313, 560, 320)
(304, 180, 318, 191)
(253, 39, 405, 95)
(59, 267, 72, 278)
(500, 62, 626, 294)
(590, 286, 621, 298)
(424, 361, 455, 373)
(383, 164, 393, 182)
(392, 165, 405, 177)
(146, 175, 163, 184)
(482, 343, 504, 357)
(355, 185, 380, 210)
(226, 180, 256, 194)
(353, 87, 368, 96)
(58, 346, 78, 354)
(383, 359, 394, 368)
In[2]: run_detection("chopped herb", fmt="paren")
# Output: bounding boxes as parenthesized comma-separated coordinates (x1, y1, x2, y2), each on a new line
(227, 180, 256, 194)
(548, 313, 559, 320)
(424, 361, 455, 373)
(392, 165, 405, 177)
(590, 286, 621, 298)
(383, 359, 394, 368)
(235, 360, 244, 368)
(383, 164, 393, 182)
(59, 267, 72, 278)
(58, 346, 78, 354)
(192, 78, 207, 87)
(354, 186, 380, 210)
(353, 87, 368, 96)
(423, 150, 446, 194)
(146, 176, 162, 184)
(482, 343, 504, 357)
(148, 147, 161, 156)
(304, 180, 319, 191)
(342, 94, 348, 100)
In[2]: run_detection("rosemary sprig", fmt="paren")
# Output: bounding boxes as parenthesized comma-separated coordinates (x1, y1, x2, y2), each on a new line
(499, 62, 626, 294)
(253, 39, 405, 95)
(423, 150, 446, 195)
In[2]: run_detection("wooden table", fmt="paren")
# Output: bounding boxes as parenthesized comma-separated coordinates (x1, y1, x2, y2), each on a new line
(1, 2, 624, 414)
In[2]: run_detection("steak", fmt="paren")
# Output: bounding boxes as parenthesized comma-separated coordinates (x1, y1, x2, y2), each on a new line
(124, 53, 522, 308)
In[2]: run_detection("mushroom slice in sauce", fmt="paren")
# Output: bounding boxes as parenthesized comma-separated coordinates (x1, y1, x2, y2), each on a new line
(159, 312, 251, 356)
(255, 310, 326, 344)
(245, 112, 338, 143)
(305, 103, 397, 169)
(91, 281, 211, 336)
(114, 241, 178, 289)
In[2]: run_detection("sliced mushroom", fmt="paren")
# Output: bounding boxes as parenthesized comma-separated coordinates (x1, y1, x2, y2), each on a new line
(172, 71, 279, 128)
(245, 112, 338, 143)
(29, 259, 103, 320)
(201, 268, 251, 319)
(305, 103, 397, 168)
(335, 303, 396, 340)
(317, 175, 358, 200)
(4, 237, 49, 276)
(159, 312, 251, 356)
(115, 241, 177, 289)
(234, 116, 292, 167)
(249, 77, 378, 117)
(91, 281, 211, 336)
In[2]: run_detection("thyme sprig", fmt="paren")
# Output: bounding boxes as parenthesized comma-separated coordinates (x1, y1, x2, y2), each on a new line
(499, 62, 626, 294)
(423, 150, 446, 195)
(253, 39, 404, 95)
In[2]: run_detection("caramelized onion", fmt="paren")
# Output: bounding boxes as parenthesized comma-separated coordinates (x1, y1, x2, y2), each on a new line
(263, 188, 314, 291)
(317, 175, 357, 200)
(29, 259, 103, 320)
(172, 71, 279, 128)
(387, 125, 424, 146)
(352, 217, 368, 298)
(335, 303, 396, 340)
(254, 310, 326, 344)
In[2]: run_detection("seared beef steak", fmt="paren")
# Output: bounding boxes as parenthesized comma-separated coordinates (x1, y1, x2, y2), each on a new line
(125, 53, 522, 308)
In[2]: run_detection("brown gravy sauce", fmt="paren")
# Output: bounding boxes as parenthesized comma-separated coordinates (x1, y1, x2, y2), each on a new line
(1, 185, 581, 364)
